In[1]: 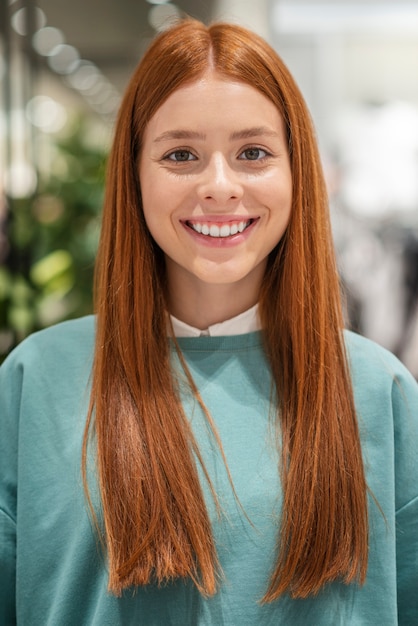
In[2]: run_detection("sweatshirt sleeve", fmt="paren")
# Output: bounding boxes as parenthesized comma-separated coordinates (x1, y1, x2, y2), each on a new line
(392, 365, 418, 626)
(0, 348, 23, 626)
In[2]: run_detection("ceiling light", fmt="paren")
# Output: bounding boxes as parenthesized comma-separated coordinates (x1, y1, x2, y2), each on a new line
(148, 3, 181, 32)
(26, 96, 67, 133)
(66, 62, 101, 91)
(32, 27, 65, 56)
(47, 44, 80, 75)
(11, 6, 46, 36)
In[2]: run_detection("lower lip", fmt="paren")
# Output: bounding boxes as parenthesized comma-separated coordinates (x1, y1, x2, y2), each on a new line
(182, 219, 259, 247)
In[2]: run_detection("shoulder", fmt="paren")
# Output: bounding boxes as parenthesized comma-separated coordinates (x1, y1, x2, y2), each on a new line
(4, 315, 95, 360)
(344, 329, 418, 443)
(344, 330, 418, 457)
(19, 314, 95, 353)
(344, 329, 417, 394)
(0, 315, 96, 382)
(344, 332, 418, 511)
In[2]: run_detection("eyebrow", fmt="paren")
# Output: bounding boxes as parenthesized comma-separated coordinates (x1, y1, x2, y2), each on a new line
(229, 127, 280, 140)
(153, 126, 280, 143)
(153, 130, 205, 143)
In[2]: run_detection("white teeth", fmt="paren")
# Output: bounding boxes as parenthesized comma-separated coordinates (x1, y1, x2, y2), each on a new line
(189, 220, 251, 238)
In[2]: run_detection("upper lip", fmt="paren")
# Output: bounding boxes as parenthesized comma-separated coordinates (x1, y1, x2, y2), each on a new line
(182, 215, 258, 224)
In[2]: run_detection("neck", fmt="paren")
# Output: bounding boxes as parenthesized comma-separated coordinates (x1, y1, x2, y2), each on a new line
(166, 269, 263, 330)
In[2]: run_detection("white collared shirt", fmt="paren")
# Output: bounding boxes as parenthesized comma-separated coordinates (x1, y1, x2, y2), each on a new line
(170, 304, 261, 337)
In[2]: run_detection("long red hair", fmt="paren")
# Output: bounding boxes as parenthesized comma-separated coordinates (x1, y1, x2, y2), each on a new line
(82, 19, 368, 601)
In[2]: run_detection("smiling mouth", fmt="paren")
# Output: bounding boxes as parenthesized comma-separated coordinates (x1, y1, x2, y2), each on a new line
(185, 219, 255, 238)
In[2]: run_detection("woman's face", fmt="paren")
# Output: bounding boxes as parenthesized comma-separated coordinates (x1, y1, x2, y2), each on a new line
(139, 72, 292, 302)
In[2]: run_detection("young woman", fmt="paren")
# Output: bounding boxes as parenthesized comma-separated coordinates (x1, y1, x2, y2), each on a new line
(1, 19, 417, 625)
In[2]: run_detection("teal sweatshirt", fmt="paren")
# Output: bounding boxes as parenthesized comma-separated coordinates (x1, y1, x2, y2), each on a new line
(0, 316, 417, 625)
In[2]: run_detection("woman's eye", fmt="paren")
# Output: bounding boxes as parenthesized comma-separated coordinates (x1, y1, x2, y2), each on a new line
(239, 147, 268, 161)
(165, 150, 196, 162)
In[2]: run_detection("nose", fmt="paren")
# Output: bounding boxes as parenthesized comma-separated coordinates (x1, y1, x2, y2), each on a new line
(197, 153, 243, 205)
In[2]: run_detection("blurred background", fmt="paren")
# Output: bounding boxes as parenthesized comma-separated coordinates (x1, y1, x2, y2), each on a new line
(1, 0, 418, 377)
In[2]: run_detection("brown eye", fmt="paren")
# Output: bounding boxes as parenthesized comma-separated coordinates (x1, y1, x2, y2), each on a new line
(239, 147, 268, 161)
(244, 148, 260, 160)
(167, 150, 195, 162)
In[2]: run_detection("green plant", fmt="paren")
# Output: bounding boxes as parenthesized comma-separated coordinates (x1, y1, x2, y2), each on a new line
(0, 117, 107, 361)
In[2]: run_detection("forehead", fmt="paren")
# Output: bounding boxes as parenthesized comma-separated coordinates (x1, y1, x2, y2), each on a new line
(144, 71, 283, 135)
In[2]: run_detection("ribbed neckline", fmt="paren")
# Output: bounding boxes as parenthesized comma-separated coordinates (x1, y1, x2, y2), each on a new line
(170, 330, 264, 353)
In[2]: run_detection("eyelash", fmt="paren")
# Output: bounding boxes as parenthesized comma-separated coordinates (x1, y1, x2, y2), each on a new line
(162, 145, 272, 163)
(238, 147, 270, 161)
(163, 149, 197, 163)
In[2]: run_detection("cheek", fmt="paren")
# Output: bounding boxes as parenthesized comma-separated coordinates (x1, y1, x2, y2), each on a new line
(140, 182, 160, 243)
(140, 187, 177, 254)
(141, 167, 176, 215)
(141, 204, 160, 244)
(268, 180, 292, 221)
(140, 170, 165, 216)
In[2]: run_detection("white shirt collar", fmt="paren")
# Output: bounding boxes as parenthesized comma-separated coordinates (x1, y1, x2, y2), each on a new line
(170, 304, 261, 337)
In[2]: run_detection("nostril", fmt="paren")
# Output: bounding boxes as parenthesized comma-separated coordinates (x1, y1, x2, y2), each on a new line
(203, 193, 240, 201)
